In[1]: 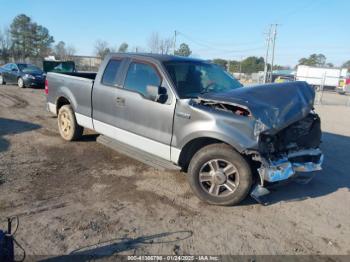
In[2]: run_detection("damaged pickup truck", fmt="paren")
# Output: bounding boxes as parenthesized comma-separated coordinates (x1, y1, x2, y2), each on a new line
(46, 53, 323, 206)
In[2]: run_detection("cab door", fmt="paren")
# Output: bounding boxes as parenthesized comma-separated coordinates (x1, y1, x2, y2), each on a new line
(92, 58, 176, 161)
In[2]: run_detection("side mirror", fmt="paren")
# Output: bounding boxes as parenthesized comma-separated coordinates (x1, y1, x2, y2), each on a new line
(146, 85, 168, 103)
(11, 68, 18, 72)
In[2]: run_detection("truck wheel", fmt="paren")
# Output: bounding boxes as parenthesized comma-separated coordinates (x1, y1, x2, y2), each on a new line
(18, 77, 25, 88)
(187, 143, 252, 206)
(57, 105, 83, 141)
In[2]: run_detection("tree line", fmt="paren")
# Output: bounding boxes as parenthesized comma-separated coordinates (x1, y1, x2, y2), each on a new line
(211, 53, 350, 74)
(0, 14, 79, 62)
(94, 32, 192, 59)
(0, 14, 193, 63)
(211, 57, 288, 74)
(1, 14, 349, 73)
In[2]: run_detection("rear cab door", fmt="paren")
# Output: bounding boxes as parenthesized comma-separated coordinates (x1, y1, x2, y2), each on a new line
(92, 55, 176, 161)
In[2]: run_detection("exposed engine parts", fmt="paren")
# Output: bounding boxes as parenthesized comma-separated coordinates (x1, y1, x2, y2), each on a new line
(259, 113, 321, 157)
(198, 100, 251, 117)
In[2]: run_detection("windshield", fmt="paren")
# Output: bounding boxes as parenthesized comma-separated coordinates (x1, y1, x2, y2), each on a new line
(18, 64, 42, 73)
(163, 61, 242, 98)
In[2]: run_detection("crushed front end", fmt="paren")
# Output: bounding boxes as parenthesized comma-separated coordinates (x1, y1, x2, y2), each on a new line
(250, 112, 324, 204)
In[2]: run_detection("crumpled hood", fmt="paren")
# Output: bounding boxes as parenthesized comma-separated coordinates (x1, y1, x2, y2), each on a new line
(198, 81, 315, 133)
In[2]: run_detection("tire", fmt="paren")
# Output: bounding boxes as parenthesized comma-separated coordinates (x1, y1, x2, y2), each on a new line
(187, 143, 252, 206)
(57, 105, 83, 141)
(0, 74, 5, 85)
(18, 77, 25, 88)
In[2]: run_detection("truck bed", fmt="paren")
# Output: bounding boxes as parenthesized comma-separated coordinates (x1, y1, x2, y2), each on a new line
(59, 72, 97, 80)
(46, 72, 96, 121)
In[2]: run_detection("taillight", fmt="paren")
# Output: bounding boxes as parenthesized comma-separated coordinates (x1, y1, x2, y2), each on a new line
(346, 78, 350, 85)
(45, 79, 48, 95)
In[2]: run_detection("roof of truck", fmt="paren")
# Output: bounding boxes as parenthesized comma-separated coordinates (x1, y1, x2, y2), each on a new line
(109, 52, 204, 63)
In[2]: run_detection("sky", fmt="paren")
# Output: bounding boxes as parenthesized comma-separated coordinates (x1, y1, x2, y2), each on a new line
(0, 0, 348, 67)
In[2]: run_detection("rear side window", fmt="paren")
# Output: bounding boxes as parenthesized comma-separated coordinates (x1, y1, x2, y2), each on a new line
(102, 60, 122, 86)
(124, 62, 161, 97)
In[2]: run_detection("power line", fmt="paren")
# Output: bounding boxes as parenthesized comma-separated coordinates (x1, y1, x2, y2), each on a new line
(177, 31, 262, 48)
(176, 31, 264, 53)
(272, 0, 324, 24)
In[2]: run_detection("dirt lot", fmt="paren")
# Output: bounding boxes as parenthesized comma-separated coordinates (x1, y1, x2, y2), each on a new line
(0, 85, 349, 257)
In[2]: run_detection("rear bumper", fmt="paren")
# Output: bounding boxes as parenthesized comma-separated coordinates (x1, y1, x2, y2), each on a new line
(258, 148, 323, 183)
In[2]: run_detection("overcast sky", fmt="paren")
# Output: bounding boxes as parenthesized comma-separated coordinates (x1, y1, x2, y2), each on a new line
(1, 0, 348, 66)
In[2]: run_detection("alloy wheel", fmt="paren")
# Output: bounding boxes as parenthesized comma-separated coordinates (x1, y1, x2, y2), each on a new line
(199, 159, 239, 197)
(18, 78, 24, 88)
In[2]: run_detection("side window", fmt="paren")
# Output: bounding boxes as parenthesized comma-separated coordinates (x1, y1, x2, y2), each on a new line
(11, 64, 18, 71)
(124, 62, 161, 97)
(101, 60, 122, 86)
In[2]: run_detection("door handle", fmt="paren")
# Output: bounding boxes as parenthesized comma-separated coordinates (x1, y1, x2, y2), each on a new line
(115, 97, 125, 106)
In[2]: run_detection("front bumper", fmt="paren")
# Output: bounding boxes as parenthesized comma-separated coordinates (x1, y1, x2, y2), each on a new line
(23, 78, 45, 87)
(258, 148, 323, 183)
(251, 148, 323, 205)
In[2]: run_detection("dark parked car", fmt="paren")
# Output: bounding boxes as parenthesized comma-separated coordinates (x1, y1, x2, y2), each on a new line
(0, 63, 46, 88)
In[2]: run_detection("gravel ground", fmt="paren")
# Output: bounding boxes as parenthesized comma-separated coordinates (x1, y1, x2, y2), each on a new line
(0, 85, 349, 257)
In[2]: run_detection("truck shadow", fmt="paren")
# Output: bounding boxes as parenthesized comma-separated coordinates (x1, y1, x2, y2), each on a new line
(256, 131, 350, 205)
(0, 117, 41, 153)
(40, 231, 193, 261)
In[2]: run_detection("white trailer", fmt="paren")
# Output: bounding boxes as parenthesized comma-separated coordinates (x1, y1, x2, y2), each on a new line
(296, 65, 348, 89)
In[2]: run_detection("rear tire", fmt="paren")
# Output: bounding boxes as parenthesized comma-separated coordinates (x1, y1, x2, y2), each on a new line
(18, 77, 25, 88)
(57, 105, 83, 141)
(187, 143, 252, 206)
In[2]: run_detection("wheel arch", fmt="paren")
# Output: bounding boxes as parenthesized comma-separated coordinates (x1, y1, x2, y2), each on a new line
(177, 136, 243, 171)
(55, 87, 78, 115)
(56, 96, 72, 115)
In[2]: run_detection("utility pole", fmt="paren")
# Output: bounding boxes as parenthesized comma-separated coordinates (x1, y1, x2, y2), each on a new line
(270, 24, 278, 82)
(263, 25, 272, 83)
(239, 56, 243, 80)
(173, 30, 177, 55)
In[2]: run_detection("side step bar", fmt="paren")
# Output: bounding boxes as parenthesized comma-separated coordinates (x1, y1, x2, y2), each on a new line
(97, 135, 181, 171)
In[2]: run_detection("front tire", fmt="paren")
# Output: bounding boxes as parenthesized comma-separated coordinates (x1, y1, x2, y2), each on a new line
(187, 143, 252, 206)
(0, 74, 5, 85)
(57, 105, 83, 141)
(18, 77, 25, 88)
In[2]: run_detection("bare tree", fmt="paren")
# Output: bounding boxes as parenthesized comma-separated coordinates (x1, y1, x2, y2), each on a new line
(148, 32, 173, 54)
(53, 41, 76, 60)
(0, 27, 12, 63)
(65, 45, 76, 59)
(159, 37, 173, 55)
(148, 32, 160, 53)
(94, 40, 111, 59)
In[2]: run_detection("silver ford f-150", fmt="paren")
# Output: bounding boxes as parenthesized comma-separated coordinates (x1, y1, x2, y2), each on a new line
(46, 53, 323, 206)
